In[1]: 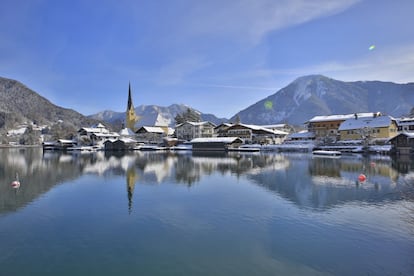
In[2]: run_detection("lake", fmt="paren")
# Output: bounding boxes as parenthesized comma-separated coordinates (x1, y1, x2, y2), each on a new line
(1, 148, 414, 275)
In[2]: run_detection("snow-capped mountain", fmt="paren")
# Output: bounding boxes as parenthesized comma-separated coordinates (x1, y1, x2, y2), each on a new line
(231, 75, 414, 126)
(89, 104, 228, 128)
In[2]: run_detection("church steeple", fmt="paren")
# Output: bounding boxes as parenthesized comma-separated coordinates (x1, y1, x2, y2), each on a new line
(126, 82, 139, 131)
(127, 82, 133, 110)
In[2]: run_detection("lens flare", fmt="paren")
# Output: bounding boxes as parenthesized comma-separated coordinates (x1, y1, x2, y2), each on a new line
(369, 45, 376, 51)
(264, 100, 273, 110)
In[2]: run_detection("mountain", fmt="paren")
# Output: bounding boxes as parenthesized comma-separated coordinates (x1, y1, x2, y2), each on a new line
(89, 104, 228, 128)
(231, 75, 414, 125)
(0, 76, 99, 130)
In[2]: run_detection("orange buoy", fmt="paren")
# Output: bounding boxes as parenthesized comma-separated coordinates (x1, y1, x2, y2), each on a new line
(358, 174, 366, 182)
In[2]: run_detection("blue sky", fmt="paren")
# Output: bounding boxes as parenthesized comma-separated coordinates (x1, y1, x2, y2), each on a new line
(1, 0, 413, 118)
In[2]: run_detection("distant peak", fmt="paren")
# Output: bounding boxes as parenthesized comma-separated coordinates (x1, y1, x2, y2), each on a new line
(293, 75, 330, 83)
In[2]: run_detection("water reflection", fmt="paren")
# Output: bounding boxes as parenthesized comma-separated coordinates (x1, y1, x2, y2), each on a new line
(1, 148, 413, 215)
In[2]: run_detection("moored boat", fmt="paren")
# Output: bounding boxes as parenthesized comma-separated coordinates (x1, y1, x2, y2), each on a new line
(312, 150, 342, 157)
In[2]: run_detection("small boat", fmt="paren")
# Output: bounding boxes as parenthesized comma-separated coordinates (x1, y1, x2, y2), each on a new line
(227, 147, 261, 152)
(312, 150, 342, 157)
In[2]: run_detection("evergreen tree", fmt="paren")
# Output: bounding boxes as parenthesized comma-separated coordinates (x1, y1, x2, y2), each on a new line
(175, 108, 201, 125)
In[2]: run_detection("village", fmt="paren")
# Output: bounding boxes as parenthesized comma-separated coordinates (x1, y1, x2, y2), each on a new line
(39, 87, 414, 156)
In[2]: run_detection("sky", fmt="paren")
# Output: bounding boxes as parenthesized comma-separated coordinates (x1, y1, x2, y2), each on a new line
(1, 0, 413, 118)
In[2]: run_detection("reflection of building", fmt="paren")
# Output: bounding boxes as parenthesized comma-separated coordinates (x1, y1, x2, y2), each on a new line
(126, 168, 137, 213)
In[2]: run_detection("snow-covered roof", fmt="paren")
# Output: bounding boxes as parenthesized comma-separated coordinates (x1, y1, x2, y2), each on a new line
(119, 128, 135, 136)
(167, 127, 175, 136)
(7, 127, 27, 136)
(396, 117, 414, 126)
(214, 123, 233, 129)
(396, 132, 414, 139)
(118, 137, 137, 143)
(260, 124, 288, 129)
(92, 132, 120, 137)
(177, 121, 216, 127)
(308, 113, 376, 123)
(338, 115, 394, 131)
(388, 132, 414, 142)
(229, 123, 288, 135)
(191, 137, 242, 143)
(93, 123, 106, 128)
(80, 127, 110, 134)
(138, 126, 165, 133)
(58, 139, 76, 144)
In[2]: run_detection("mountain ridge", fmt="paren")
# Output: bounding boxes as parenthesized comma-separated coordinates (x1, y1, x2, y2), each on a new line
(231, 75, 414, 125)
(1, 75, 413, 136)
(0, 76, 99, 130)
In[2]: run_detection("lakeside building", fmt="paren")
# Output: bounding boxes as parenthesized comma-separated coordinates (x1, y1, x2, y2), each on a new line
(259, 124, 295, 134)
(191, 137, 243, 151)
(306, 113, 374, 143)
(214, 123, 233, 137)
(175, 121, 216, 140)
(388, 132, 414, 155)
(285, 130, 315, 142)
(225, 123, 288, 144)
(78, 123, 120, 145)
(104, 138, 139, 151)
(396, 117, 414, 132)
(136, 126, 167, 144)
(338, 114, 398, 143)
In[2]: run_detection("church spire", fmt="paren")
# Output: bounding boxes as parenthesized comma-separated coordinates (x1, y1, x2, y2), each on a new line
(126, 82, 139, 131)
(127, 82, 133, 110)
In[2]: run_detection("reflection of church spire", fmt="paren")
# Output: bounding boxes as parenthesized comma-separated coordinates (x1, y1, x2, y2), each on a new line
(126, 82, 139, 131)
(126, 167, 137, 214)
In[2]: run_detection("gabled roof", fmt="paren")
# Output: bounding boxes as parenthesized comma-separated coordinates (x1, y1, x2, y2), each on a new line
(91, 132, 120, 137)
(388, 132, 414, 142)
(119, 128, 135, 136)
(308, 113, 375, 123)
(228, 123, 288, 135)
(93, 123, 106, 128)
(214, 123, 233, 129)
(137, 126, 165, 134)
(176, 121, 216, 127)
(338, 115, 394, 131)
(79, 127, 110, 134)
(396, 117, 414, 126)
(191, 137, 243, 144)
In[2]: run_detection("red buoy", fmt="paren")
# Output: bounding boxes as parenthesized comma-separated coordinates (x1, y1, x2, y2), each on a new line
(11, 180, 20, 188)
(358, 174, 366, 182)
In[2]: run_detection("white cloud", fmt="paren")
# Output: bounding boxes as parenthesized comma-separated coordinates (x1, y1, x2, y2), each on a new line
(156, 57, 211, 85)
(259, 43, 414, 84)
(184, 0, 361, 44)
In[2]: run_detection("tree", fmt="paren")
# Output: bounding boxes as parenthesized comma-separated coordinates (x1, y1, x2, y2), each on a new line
(175, 108, 201, 125)
(19, 126, 40, 145)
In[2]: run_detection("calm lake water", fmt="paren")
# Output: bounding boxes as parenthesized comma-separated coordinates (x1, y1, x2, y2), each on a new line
(1, 148, 414, 276)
